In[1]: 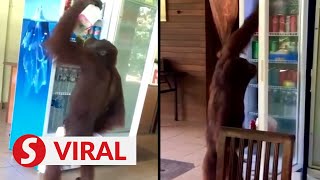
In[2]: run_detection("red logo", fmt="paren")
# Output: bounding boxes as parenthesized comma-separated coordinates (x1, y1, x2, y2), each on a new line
(13, 134, 46, 167)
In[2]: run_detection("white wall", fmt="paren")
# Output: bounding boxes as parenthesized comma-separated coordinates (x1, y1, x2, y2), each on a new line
(0, 0, 24, 104)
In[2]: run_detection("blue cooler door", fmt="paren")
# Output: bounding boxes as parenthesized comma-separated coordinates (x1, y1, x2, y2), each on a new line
(9, 0, 62, 150)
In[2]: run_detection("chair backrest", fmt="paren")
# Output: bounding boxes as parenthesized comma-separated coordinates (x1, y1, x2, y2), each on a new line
(216, 127, 295, 180)
(159, 58, 173, 72)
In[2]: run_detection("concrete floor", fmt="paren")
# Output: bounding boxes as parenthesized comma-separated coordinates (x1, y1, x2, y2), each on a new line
(160, 118, 303, 180)
(0, 109, 158, 180)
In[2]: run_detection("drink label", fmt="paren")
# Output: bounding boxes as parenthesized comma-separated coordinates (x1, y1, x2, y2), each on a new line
(286, 16, 290, 32)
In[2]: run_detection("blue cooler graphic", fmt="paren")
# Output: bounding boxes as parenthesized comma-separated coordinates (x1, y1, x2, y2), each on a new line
(9, 0, 59, 151)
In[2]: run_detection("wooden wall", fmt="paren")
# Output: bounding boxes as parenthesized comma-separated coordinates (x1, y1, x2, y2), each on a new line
(160, 0, 239, 123)
(160, 0, 207, 123)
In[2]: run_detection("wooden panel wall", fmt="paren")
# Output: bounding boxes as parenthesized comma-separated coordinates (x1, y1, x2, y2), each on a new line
(160, 0, 207, 123)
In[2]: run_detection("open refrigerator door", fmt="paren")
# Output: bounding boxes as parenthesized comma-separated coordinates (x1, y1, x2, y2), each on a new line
(240, 0, 308, 177)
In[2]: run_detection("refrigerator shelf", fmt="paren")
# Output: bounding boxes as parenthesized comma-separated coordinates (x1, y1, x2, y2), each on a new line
(248, 59, 298, 64)
(248, 112, 296, 121)
(248, 84, 297, 91)
(254, 32, 298, 36)
(53, 92, 71, 96)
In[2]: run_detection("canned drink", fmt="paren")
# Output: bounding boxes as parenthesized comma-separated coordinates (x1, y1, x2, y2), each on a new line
(286, 16, 290, 32)
(252, 40, 259, 59)
(93, 26, 102, 39)
(290, 15, 297, 32)
(272, 16, 279, 32)
(270, 38, 279, 52)
(279, 15, 286, 32)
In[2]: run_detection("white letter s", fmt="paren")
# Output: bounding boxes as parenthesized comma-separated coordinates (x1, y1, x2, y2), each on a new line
(21, 138, 37, 165)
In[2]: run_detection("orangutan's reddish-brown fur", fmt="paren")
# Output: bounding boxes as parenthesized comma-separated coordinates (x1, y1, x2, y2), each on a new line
(204, 4, 259, 180)
(43, 1, 124, 180)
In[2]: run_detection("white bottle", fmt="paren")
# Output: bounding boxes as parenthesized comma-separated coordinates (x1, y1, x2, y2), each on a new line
(74, 5, 101, 36)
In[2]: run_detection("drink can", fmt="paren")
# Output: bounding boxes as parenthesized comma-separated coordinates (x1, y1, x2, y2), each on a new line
(286, 16, 290, 32)
(252, 40, 259, 59)
(270, 39, 279, 52)
(279, 15, 285, 32)
(290, 15, 297, 32)
(93, 26, 102, 39)
(272, 16, 279, 32)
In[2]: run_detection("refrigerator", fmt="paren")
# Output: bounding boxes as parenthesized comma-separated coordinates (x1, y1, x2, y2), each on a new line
(8, 0, 158, 172)
(239, 0, 308, 176)
(308, 0, 320, 178)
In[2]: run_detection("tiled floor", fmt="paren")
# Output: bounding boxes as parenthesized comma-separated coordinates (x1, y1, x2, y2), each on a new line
(160, 118, 303, 180)
(0, 109, 158, 180)
(161, 119, 206, 180)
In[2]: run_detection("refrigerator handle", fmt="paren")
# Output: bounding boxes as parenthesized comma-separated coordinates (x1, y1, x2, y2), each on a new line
(310, 68, 313, 92)
(258, 60, 265, 82)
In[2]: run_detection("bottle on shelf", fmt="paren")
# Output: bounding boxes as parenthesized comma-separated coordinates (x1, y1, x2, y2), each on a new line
(269, 89, 275, 115)
(287, 69, 297, 87)
(250, 119, 257, 130)
(53, 68, 60, 92)
(269, 68, 280, 86)
(279, 69, 290, 87)
(252, 37, 259, 59)
(56, 67, 64, 92)
(289, 92, 297, 119)
(67, 69, 78, 93)
(270, 0, 288, 16)
(279, 91, 286, 117)
(270, 37, 279, 53)
(273, 89, 283, 116)
(50, 95, 66, 133)
(283, 91, 290, 118)
(62, 68, 69, 92)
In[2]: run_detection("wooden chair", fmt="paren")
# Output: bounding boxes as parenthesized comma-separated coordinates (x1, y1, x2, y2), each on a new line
(216, 127, 295, 180)
(159, 58, 186, 121)
(159, 58, 178, 120)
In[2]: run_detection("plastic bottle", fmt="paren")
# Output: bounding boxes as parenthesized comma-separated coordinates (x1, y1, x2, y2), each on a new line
(290, 92, 297, 119)
(50, 95, 60, 133)
(283, 92, 290, 118)
(55, 95, 65, 130)
(269, 89, 274, 115)
(74, 5, 101, 36)
(56, 67, 63, 92)
(273, 90, 281, 116)
(279, 91, 285, 117)
(92, 20, 103, 39)
(71, 69, 78, 91)
(250, 120, 257, 130)
(61, 68, 67, 92)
